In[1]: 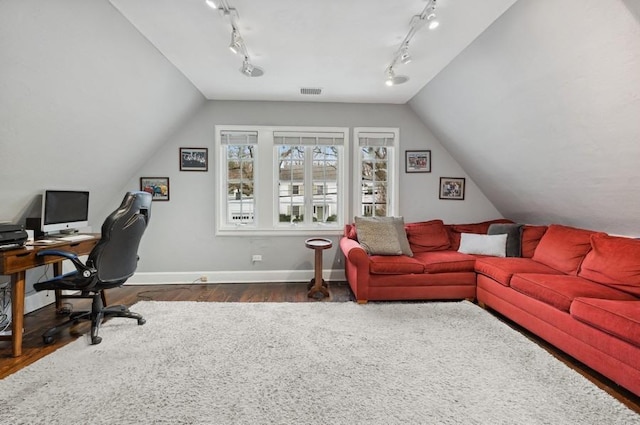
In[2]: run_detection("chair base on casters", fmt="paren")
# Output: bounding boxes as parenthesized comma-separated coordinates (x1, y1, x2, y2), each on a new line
(42, 292, 145, 345)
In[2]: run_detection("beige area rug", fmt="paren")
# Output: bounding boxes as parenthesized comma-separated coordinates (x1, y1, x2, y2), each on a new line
(0, 301, 638, 424)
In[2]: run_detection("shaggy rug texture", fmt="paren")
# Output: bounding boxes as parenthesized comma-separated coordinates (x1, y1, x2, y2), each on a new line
(0, 301, 638, 424)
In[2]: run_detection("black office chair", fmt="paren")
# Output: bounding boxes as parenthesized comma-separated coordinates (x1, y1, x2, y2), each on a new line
(34, 191, 152, 345)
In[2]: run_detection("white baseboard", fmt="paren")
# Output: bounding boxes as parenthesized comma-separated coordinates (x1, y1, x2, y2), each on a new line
(24, 290, 55, 314)
(125, 269, 346, 285)
(16, 271, 346, 315)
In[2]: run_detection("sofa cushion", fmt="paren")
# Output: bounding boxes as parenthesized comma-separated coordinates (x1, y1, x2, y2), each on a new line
(354, 216, 413, 256)
(458, 233, 507, 257)
(488, 223, 523, 257)
(405, 219, 451, 252)
(413, 251, 477, 273)
(368, 255, 425, 275)
(578, 234, 640, 297)
(475, 257, 562, 287)
(531, 225, 603, 275)
(510, 273, 637, 312)
(570, 298, 640, 347)
(521, 225, 548, 258)
(447, 219, 514, 250)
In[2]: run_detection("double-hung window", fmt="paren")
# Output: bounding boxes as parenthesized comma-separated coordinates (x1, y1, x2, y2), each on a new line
(275, 131, 343, 226)
(220, 131, 258, 226)
(216, 126, 348, 235)
(354, 128, 399, 217)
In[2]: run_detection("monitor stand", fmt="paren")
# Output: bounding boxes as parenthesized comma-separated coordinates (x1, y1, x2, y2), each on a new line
(58, 229, 79, 235)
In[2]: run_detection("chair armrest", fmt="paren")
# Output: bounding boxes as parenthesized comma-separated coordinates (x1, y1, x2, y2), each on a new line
(37, 249, 79, 261)
(37, 249, 95, 277)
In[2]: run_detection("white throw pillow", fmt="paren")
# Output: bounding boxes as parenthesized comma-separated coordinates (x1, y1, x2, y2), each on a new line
(457, 233, 507, 257)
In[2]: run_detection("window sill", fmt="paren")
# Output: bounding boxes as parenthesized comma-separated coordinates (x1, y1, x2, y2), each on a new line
(216, 226, 344, 237)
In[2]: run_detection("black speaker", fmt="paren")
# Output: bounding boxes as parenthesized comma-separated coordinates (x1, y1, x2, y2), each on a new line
(26, 217, 45, 238)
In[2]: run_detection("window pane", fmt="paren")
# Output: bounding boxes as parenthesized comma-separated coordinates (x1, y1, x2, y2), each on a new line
(225, 145, 254, 225)
(359, 142, 390, 217)
(279, 145, 306, 224)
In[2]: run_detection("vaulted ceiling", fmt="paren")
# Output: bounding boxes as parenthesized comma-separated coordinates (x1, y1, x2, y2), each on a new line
(1, 0, 639, 240)
(108, 0, 517, 103)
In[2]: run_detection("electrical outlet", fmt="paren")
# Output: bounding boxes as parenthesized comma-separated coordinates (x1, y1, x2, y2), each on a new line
(252, 254, 263, 262)
(200, 275, 208, 283)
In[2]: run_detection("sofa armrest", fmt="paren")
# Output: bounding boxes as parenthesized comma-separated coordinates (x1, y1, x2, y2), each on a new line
(339, 237, 371, 303)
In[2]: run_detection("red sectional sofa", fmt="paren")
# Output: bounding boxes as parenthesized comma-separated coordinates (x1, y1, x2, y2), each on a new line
(340, 218, 513, 303)
(340, 219, 640, 396)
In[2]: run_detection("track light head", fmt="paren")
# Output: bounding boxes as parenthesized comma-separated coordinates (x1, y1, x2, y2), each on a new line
(229, 29, 242, 54)
(427, 5, 439, 30)
(400, 45, 412, 65)
(240, 58, 264, 77)
(385, 68, 408, 86)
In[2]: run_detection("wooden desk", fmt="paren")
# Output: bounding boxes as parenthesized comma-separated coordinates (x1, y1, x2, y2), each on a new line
(0, 236, 99, 357)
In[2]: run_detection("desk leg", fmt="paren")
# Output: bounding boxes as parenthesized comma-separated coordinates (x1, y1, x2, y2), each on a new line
(11, 271, 25, 357)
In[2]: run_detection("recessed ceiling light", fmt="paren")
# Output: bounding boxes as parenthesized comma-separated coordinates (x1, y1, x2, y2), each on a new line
(205, 0, 218, 10)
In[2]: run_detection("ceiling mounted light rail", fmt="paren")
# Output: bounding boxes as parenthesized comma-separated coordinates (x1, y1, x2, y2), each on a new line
(384, 0, 439, 86)
(205, 0, 264, 78)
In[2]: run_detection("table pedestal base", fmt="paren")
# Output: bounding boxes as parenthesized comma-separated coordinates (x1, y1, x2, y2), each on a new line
(305, 238, 333, 300)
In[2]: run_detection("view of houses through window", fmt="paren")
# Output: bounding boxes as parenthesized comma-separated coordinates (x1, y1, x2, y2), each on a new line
(217, 126, 397, 234)
(356, 129, 399, 218)
(275, 133, 341, 225)
(222, 131, 257, 225)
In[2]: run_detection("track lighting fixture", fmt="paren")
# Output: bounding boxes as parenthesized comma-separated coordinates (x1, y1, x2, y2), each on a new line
(206, 0, 264, 77)
(241, 57, 264, 77)
(385, 67, 409, 87)
(229, 29, 242, 55)
(384, 0, 439, 86)
(400, 44, 412, 65)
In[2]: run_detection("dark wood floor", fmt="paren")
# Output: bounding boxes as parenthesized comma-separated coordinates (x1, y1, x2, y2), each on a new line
(1, 282, 638, 415)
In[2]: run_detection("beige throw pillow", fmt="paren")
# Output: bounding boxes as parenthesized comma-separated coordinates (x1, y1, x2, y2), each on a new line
(354, 216, 413, 257)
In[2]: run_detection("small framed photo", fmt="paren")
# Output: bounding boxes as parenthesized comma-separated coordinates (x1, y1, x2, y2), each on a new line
(439, 177, 465, 200)
(180, 147, 208, 172)
(140, 177, 170, 201)
(405, 150, 431, 173)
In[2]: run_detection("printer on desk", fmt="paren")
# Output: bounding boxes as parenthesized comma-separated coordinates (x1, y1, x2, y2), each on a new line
(0, 224, 28, 250)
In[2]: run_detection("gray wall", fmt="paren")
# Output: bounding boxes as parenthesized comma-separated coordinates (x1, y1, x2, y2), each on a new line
(410, 0, 640, 236)
(118, 100, 501, 283)
(0, 0, 203, 303)
(0, 0, 204, 227)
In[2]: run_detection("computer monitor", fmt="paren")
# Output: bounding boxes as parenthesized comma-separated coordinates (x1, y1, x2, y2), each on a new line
(41, 190, 90, 235)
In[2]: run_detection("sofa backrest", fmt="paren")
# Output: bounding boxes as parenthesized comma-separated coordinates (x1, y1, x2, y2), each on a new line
(531, 224, 605, 275)
(521, 225, 548, 258)
(404, 219, 451, 253)
(578, 234, 640, 297)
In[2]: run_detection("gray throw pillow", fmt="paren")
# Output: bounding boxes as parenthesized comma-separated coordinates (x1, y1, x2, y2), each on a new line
(488, 223, 523, 257)
(354, 216, 413, 257)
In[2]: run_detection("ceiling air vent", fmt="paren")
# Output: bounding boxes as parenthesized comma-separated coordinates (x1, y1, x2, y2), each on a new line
(300, 87, 322, 96)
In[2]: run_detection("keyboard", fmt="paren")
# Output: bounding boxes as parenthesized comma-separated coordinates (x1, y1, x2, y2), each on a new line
(56, 234, 94, 242)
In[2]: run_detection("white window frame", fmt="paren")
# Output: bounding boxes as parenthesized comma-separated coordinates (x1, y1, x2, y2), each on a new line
(353, 127, 400, 218)
(216, 125, 349, 236)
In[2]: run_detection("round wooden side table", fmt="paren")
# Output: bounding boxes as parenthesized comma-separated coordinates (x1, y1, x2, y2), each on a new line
(305, 237, 332, 299)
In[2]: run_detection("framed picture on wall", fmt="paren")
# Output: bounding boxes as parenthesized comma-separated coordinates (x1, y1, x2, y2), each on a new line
(439, 177, 465, 200)
(140, 177, 170, 201)
(180, 147, 208, 171)
(405, 150, 431, 173)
